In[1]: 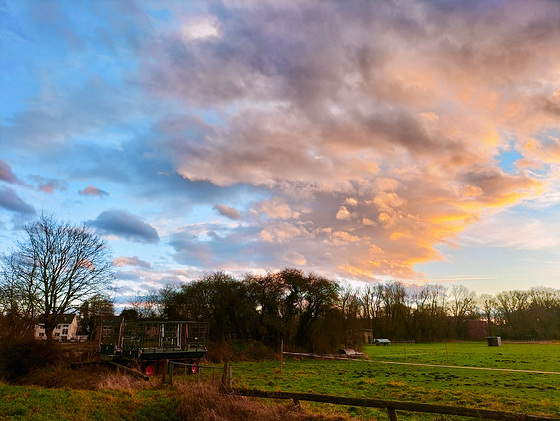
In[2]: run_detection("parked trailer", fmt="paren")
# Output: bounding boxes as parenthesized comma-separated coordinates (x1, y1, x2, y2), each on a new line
(99, 319, 209, 376)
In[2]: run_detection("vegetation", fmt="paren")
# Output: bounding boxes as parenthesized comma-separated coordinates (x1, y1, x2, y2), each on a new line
(0, 368, 346, 421)
(0, 213, 115, 342)
(130, 269, 560, 354)
(2, 342, 557, 421)
(228, 342, 560, 419)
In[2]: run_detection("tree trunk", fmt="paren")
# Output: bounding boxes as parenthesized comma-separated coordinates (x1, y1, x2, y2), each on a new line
(45, 326, 55, 343)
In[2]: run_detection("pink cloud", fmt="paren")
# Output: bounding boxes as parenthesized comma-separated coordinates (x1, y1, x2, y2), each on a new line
(79, 185, 109, 197)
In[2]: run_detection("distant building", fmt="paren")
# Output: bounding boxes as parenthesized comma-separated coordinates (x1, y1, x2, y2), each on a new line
(363, 329, 374, 344)
(35, 314, 78, 341)
(466, 320, 488, 340)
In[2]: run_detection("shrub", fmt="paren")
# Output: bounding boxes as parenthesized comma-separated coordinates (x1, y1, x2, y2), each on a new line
(206, 340, 277, 363)
(0, 338, 63, 381)
(205, 340, 235, 363)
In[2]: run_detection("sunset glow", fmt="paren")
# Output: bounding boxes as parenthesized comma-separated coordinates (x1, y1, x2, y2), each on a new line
(1, 0, 559, 302)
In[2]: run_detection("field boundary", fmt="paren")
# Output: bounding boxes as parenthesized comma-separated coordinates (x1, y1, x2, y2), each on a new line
(283, 352, 560, 375)
(231, 387, 560, 421)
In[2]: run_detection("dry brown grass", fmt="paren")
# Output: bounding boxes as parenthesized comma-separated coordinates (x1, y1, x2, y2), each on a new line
(175, 383, 349, 421)
(7, 363, 360, 420)
(18, 363, 161, 390)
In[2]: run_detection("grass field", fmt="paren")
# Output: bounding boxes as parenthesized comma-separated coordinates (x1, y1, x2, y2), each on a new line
(0, 383, 180, 421)
(228, 342, 560, 420)
(1, 342, 558, 420)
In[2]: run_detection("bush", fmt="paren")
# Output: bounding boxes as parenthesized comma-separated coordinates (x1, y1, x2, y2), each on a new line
(238, 340, 277, 361)
(0, 338, 63, 381)
(206, 340, 277, 363)
(205, 340, 236, 363)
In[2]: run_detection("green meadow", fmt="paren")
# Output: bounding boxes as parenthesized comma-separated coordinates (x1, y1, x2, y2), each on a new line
(0, 384, 180, 421)
(229, 342, 560, 419)
(1, 342, 559, 420)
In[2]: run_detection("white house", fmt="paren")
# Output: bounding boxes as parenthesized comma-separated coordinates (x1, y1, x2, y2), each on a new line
(35, 314, 78, 341)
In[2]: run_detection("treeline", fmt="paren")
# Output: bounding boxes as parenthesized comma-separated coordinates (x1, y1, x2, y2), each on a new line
(128, 269, 560, 353)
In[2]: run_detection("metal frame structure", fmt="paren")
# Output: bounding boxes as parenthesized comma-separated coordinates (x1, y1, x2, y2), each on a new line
(100, 319, 209, 376)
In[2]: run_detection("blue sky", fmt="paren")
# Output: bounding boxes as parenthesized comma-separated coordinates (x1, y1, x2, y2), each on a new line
(1, 0, 559, 304)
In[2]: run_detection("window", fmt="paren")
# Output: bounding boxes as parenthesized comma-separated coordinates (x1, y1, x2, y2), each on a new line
(57, 325, 61, 330)
(63, 324, 69, 328)
(39, 333, 44, 337)
(62, 329, 68, 335)
(55, 333, 60, 337)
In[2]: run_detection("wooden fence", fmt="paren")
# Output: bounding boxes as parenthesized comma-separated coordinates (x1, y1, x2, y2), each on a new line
(230, 387, 560, 421)
(218, 364, 560, 421)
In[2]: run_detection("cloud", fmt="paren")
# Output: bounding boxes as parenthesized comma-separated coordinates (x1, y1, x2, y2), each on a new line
(113, 256, 152, 269)
(255, 197, 300, 220)
(79, 185, 109, 197)
(30, 175, 68, 194)
(3, 0, 559, 285)
(214, 204, 241, 220)
(133, 0, 559, 280)
(0, 186, 35, 215)
(0, 160, 24, 184)
(91, 210, 160, 244)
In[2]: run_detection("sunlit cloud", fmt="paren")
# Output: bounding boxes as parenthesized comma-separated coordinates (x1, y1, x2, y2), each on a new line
(113, 256, 153, 269)
(1, 0, 559, 291)
(79, 185, 109, 197)
(132, 0, 560, 280)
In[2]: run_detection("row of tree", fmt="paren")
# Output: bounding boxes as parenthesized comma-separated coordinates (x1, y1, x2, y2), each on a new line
(130, 269, 560, 352)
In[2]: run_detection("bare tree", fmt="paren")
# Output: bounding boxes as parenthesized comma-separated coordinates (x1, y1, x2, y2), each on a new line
(447, 285, 477, 338)
(0, 213, 115, 342)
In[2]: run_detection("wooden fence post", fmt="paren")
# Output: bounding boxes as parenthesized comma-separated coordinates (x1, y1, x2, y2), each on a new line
(220, 363, 230, 393)
(168, 361, 174, 385)
(162, 359, 168, 384)
(280, 340, 284, 373)
(388, 407, 398, 421)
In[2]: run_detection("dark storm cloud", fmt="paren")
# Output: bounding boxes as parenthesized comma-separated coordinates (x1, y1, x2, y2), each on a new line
(91, 210, 160, 244)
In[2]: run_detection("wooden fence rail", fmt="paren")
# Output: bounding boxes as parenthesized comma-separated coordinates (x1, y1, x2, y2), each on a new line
(230, 387, 560, 421)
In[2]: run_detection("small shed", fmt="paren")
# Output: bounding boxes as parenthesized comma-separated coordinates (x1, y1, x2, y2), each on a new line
(374, 338, 391, 346)
(486, 336, 502, 347)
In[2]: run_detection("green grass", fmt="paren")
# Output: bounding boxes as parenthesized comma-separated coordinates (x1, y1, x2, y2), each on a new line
(229, 342, 560, 420)
(0, 383, 180, 421)
(2, 342, 558, 420)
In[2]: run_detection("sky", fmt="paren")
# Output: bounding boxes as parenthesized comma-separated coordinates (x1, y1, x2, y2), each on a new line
(1, 0, 560, 304)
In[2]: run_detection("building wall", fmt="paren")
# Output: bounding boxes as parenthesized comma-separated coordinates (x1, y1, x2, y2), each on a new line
(35, 316, 78, 340)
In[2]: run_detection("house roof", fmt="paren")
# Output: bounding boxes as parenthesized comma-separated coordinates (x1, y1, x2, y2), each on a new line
(36, 314, 77, 324)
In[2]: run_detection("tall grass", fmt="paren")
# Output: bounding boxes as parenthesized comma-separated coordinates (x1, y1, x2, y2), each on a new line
(175, 383, 348, 421)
